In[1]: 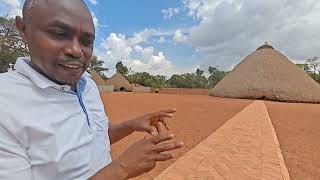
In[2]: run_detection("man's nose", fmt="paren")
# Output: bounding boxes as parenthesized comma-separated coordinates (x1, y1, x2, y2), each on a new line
(64, 38, 83, 58)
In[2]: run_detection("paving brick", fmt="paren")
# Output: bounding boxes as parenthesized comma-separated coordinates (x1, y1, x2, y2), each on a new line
(155, 101, 290, 180)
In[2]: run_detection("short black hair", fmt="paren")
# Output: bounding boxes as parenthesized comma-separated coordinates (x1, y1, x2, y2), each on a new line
(22, 0, 35, 21)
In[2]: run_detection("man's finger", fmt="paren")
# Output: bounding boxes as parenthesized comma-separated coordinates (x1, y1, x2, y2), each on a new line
(155, 123, 164, 134)
(155, 152, 174, 161)
(158, 112, 174, 118)
(145, 126, 157, 136)
(160, 109, 177, 114)
(160, 117, 170, 130)
(149, 134, 174, 144)
(155, 141, 184, 153)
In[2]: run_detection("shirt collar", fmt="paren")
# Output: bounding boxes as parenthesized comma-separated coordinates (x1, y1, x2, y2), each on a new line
(14, 57, 91, 89)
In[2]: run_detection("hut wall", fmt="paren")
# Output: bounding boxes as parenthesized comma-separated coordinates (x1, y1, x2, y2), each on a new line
(132, 87, 151, 93)
(158, 88, 209, 95)
(98, 85, 114, 92)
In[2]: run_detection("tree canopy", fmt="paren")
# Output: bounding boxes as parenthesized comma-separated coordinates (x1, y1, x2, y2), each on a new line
(115, 61, 129, 76)
(0, 16, 28, 73)
(88, 55, 109, 80)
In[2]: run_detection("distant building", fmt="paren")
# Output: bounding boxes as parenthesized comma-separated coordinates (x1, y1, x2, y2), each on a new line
(90, 70, 113, 92)
(106, 73, 132, 92)
(210, 43, 320, 103)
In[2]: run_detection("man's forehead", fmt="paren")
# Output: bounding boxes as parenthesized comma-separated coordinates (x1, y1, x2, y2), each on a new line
(24, 0, 92, 23)
(24, 0, 94, 32)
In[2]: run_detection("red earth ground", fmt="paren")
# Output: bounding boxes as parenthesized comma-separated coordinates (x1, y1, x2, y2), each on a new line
(265, 101, 320, 180)
(101, 92, 320, 180)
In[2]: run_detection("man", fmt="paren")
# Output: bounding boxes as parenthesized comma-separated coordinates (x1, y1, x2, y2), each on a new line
(0, 0, 183, 179)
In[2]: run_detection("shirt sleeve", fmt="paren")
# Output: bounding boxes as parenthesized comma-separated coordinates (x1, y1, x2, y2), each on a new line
(0, 122, 32, 180)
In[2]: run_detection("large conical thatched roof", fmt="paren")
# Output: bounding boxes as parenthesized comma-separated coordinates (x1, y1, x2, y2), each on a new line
(210, 43, 320, 103)
(106, 72, 131, 91)
(90, 70, 106, 85)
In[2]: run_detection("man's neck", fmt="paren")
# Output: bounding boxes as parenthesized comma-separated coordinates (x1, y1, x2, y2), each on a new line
(29, 61, 78, 91)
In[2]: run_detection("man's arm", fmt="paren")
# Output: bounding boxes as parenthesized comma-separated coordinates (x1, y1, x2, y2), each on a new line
(89, 161, 128, 180)
(90, 134, 184, 180)
(108, 121, 135, 145)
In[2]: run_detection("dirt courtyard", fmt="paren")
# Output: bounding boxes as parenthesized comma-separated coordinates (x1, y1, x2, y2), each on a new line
(101, 92, 320, 180)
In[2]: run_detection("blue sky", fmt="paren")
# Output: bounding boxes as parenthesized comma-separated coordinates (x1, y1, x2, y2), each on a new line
(1, 0, 320, 78)
(84, 0, 202, 77)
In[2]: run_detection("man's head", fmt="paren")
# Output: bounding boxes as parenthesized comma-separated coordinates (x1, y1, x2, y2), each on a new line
(16, 0, 95, 88)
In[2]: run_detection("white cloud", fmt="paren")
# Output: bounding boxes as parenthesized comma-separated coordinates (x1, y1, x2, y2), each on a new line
(88, 0, 98, 5)
(173, 29, 187, 42)
(157, 36, 166, 44)
(128, 28, 155, 46)
(0, 0, 22, 17)
(99, 30, 175, 77)
(161, 7, 180, 19)
(176, 0, 320, 70)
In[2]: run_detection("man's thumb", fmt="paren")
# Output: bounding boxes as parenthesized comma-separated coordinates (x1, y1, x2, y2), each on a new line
(146, 126, 157, 136)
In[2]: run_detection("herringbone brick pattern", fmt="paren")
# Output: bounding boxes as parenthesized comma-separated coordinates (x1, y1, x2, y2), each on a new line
(155, 101, 290, 180)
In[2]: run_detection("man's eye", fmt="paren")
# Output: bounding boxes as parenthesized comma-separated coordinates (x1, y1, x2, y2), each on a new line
(49, 30, 67, 39)
(81, 39, 93, 47)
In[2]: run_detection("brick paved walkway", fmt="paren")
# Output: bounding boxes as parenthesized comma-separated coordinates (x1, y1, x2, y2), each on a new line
(155, 101, 290, 180)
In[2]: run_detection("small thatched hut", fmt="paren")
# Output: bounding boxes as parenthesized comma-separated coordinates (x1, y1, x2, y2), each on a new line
(90, 70, 114, 92)
(106, 73, 132, 92)
(210, 43, 320, 103)
(90, 70, 106, 85)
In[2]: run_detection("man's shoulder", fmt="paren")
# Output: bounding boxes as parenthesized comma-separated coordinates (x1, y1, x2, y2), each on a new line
(85, 76, 100, 93)
(0, 71, 34, 99)
(0, 71, 30, 88)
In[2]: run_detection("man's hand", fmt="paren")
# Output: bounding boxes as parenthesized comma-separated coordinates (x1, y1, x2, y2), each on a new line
(124, 109, 176, 135)
(114, 133, 184, 179)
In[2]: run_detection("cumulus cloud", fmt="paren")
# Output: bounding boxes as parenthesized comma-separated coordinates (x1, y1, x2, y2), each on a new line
(0, 0, 22, 17)
(173, 29, 188, 42)
(161, 7, 180, 19)
(157, 36, 166, 44)
(176, 0, 320, 69)
(99, 30, 175, 76)
(128, 28, 156, 46)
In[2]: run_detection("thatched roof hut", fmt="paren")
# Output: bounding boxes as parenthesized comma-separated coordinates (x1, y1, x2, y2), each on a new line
(210, 43, 320, 103)
(131, 83, 144, 88)
(106, 73, 132, 91)
(90, 70, 106, 85)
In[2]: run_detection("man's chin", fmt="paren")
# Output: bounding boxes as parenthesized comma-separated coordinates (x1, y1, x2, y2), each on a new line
(53, 78, 78, 86)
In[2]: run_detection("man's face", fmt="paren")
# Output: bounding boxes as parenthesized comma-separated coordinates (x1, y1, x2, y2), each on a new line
(18, 0, 95, 86)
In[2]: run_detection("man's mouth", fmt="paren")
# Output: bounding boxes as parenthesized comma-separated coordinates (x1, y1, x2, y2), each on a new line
(59, 63, 83, 70)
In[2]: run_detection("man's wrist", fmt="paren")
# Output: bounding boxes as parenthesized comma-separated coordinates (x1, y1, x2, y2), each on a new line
(122, 120, 135, 133)
(112, 160, 129, 180)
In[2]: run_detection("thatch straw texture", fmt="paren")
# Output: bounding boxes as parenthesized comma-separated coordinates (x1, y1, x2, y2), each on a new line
(210, 44, 320, 103)
(106, 73, 132, 91)
(90, 70, 106, 85)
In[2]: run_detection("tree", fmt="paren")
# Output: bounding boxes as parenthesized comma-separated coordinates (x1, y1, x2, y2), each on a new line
(208, 66, 228, 88)
(0, 16, 29, 73)
(167, 68, 208, 88)
(115, 61, 129, 76)
(127, 72, 169, 88)
(88, 55, 108, 79)
(296, 63, 311, 73)
(303, 57, 320, 83)
(306, 57, 320, 75)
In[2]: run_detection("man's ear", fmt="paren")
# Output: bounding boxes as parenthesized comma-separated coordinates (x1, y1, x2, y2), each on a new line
(15, 16, 28, 45)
